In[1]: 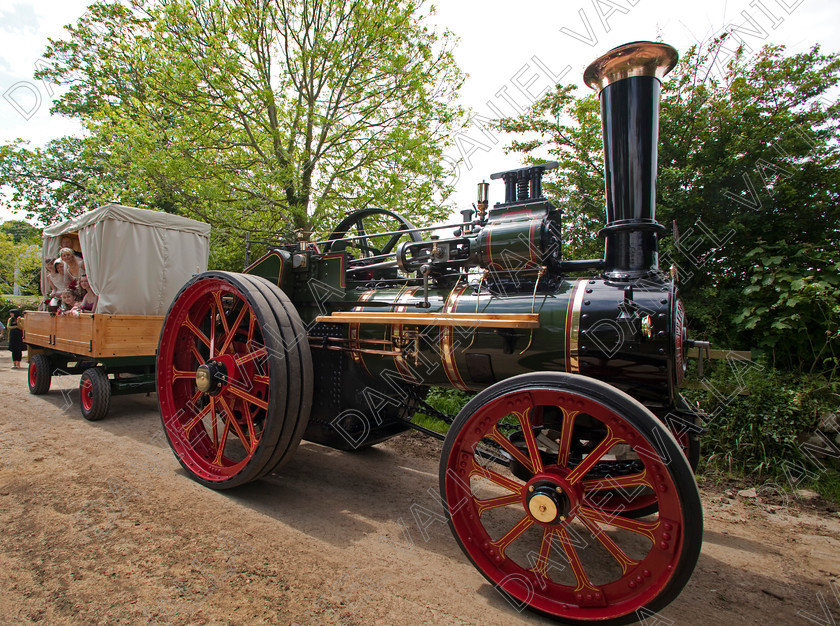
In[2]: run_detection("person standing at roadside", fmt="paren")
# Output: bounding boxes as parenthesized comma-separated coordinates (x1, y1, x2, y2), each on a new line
(7, 309, 24, 369)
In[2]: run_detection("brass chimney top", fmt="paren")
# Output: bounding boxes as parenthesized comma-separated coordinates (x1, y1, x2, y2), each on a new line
(584, 41, 678, 93)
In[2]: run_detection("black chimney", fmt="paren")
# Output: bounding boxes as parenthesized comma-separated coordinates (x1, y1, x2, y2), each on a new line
(584, 41, 678, 280)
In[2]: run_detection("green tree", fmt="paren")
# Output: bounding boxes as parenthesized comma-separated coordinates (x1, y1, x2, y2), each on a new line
(0, 229, 41, 295)
(0, 136, 123, 225)
(0, 220, 40, 245)
(20, 0, 464, 241)
(497, 38, 840, 374)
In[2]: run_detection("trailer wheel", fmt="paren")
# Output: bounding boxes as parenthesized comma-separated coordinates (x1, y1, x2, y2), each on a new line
(80, 368, 111, 421)
(439, 372, 702, 625)
(156, 272, 313, 489)
(28, 354, 52, 395)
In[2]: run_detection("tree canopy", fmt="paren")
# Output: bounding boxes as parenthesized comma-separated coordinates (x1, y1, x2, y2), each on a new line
(1, 0, 465, 248)
(0, 223, 40, 296)
(497, 37, 840, 375)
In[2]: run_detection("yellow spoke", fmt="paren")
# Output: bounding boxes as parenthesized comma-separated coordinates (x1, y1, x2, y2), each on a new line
(577, 512, 640, 575)
(219, 304, 249, 355)
(581, 469, 651, 493)
(219, 396, 254, 454)
(565, 428, 621, 485)
(474, 493, 521, 517)
(470, 457, 522, 493)
(227, 386, 269, 411)
(213, 291, 230, 337)
(182, 316, 210, 348)
(578, 506, 660, 542)
(556, 407, 580, 468)
(182, 403, 211, 437)
(490, 514, 534, 559)
(209, 301, 217, 357)
(212, 413, 231, 466)
(556, 527, 600, 594)
(172, 369, 196, 382)
(235, 347, 268, 366)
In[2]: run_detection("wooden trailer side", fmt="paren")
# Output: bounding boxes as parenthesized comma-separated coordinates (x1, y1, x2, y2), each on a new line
(24, 312, 163, 358)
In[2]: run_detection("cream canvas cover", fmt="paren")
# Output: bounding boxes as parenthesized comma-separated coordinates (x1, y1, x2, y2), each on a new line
(42, 203, 211, 315)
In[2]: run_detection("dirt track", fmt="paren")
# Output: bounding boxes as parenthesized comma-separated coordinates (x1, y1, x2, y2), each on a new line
(1, 350, 839, 625)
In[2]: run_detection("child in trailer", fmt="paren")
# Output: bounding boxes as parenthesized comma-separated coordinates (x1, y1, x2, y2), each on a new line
(57, 289, 84, 317)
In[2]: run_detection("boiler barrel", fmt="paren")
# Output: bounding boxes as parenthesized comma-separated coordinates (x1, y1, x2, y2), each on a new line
(314, 278, 677, 403)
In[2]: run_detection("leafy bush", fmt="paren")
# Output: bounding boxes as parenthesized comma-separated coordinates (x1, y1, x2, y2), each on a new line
(0, 295, 40, 321)
(734, 241, 840, 375)
(684, 356, 838, 476)
(411, 387, 473, 434)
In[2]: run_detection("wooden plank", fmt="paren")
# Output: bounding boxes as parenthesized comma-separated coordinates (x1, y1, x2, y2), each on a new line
(94, 315, 164, 357)
(22, 312, 55, 349)
(316, 311, 540, 329)
(53, 315, 95, 354)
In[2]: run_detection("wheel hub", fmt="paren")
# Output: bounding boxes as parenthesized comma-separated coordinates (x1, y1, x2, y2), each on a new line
(527, 481, 571, 524)
(195, 360, 228, 396)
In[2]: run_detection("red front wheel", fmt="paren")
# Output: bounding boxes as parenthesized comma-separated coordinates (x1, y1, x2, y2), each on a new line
(156, 272, 312, 489)
(439, 372, 702, 624)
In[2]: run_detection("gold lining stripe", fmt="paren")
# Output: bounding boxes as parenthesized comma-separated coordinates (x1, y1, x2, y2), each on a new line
(440, 285, 471, 391)
(317, 311, 539, 329)
(391, 286, 419, 383)
(350, 290, 375, 375)
(565, 278, 587, 374)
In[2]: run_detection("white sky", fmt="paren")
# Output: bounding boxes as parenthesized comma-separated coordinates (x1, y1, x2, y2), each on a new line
(1, 0, 838, 225)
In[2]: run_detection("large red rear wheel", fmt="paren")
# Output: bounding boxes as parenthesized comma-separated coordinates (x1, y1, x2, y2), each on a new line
(156, 272, 312, 489)
(440, 372, 702, 624)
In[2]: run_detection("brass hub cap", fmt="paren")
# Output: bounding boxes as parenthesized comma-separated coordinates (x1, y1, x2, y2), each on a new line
(528, 494, 559, 523)
(195, 360, 227, 396)
(526, 481, 571, 525)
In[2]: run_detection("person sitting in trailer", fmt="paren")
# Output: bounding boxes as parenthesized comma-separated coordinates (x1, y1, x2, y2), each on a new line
(60, 247, 85, 288)
(78, 275, 98, 312)
(60, 235, 83, 259)
(56, 288, 84, 317)
(45, 258, 69, 296)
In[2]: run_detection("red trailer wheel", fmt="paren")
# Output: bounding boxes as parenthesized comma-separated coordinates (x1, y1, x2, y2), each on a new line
(156, 272, 312, 489)
(28, 354, 52, 395)
(440, 372, 702, 625)
(80, 367, 111, 421)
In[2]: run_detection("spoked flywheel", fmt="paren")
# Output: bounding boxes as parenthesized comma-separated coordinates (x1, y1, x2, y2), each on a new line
(439, 372, 702, 624)
(323, 208, 421, 259)
(156, 271, 313, 489)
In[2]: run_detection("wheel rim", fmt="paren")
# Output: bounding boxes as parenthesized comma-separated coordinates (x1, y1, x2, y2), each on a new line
(443, 387, 688, 621)
(29, 362, 37, 387)
(81, 378, 93, 411)
(157, 277, 271, 482)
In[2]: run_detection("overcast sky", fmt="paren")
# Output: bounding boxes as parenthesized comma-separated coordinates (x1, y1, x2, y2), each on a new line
(1, 0, 838, 224)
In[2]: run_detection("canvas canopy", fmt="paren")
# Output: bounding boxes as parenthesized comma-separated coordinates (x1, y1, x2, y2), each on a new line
(42, 203, 211, 315)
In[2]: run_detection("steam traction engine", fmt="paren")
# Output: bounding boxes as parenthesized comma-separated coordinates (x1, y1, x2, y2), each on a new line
(156, 42, 703, 623)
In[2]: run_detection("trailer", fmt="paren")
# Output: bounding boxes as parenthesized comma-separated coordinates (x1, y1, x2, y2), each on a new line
(24, 203, 210, 420)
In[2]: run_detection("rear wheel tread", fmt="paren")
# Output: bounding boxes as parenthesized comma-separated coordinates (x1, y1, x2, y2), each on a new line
(80, 367, 111, 421)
